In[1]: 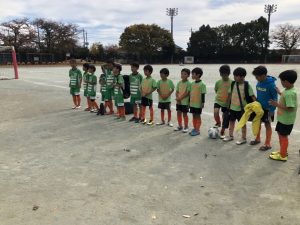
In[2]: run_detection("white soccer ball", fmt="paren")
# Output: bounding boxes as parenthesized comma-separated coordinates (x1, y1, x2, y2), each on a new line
(208, 127, 219, 139)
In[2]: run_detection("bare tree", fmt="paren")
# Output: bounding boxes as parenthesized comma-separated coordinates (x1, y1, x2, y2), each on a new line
(272, 24, 300, 55)
(0, 18, 36, 51)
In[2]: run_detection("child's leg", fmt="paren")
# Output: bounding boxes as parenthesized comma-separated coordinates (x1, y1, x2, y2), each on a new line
(72, 95, 77, 106)
(192, 114, 197, 130)
(108, 100, 114, 113)
(167, 109, 171, 123)
(94, 101, 99, 110)
(104, 101, 109, 111)
(195, 114, 201, 132)
(220, 111, 226, 135)
(255, 123, 262, 142)
(138, 104, 142, 119)
(77, 95, 81, 107)
(87, 97, 91, 109)
(279, 134, 288, 158)
(121, 106, 126, 117)
(265, 122, 272, 147)
(149, 106, 154, 121)
(177, 111, 183, 127)
(133, 103, 138, 118)
(214, 107, 221, 125)
(160, 109, 165, 122)
(183, 112, 189, 128)
(141, 106, 146, 120)
(242, 125, 247, 140)
(228, 120, 235, 137)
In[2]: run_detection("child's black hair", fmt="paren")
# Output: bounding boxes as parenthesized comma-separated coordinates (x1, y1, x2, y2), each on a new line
(130, 62, 139, 68)
(160, 68, 169, 76)
(192, 67, 203, 76)
(113, 63, 122, 72)
(83, 63, 89, 69)
(252, 66, 267, 76)
(89, 64, 96, 72)
(219, 65, 230, 75)
(143, 65, 153, 74)
(181, 68, 190, 75)
(233, 67, 247, 77)
(279, 70, 297, 84)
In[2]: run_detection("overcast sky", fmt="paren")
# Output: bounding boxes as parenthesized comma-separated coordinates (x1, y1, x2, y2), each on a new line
(0, 0, 299, 49)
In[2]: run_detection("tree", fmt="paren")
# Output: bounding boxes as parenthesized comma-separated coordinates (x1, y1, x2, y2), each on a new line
(90, 42, 104, 60)
(119, 24, 174, 63)
(272, 24, 300, 55)
(0, 18, 36, 51)
(104, 44, 120, 60)
(188, 25, 218, 61)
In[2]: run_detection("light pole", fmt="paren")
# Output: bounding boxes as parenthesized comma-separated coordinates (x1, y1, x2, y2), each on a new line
(264, 4, 277, 63)
(166, 8, 178, 64)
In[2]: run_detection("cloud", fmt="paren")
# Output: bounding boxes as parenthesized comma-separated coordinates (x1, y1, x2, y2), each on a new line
(0, 0, 299, 49)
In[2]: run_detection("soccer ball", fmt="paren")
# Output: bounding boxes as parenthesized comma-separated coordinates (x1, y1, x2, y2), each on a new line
(208, 127, 219, 139)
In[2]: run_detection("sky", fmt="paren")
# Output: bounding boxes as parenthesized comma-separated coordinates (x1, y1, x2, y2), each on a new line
(0, 0, 300, 49)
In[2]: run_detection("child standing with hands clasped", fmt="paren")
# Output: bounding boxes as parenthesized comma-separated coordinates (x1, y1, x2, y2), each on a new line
(113, 64, 126, 121)
(69, 59, 82, 109)
(174, 68, 191, 132)
(269, 70, 298, 161)
(87, 65, 99, 113)
(140, 65, 157, 125)
(156, 68, 175, 127)
(189, 67, 206, 136)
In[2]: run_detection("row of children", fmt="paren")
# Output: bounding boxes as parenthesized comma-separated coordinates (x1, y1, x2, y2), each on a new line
(68, 59, 298, 161)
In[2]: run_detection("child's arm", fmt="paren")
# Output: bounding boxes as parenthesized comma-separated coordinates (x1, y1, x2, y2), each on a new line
(251, 95, 256, 101)
(275, 87, 282, 96)
(269, 100, 294, 112)
(201, 94, 205, 108)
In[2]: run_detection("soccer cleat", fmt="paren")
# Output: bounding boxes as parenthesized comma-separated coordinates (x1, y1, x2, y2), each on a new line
(182, 127, 189, 133)
(223, 136, 234, 142)
(190, 130, 200, 136)
(213, 123, 221, 128)
(147, 120, 154, 125)
(219, 135, 226, 139)
(141, 119, 147, 124)
(129, 117, 136, 122)
(174, 126, 183, 131)
(118, 117, 126, 121)
(167, 122, 174, 127)
(156, 121, 165, 125)
(271, 151, 288, 156)
(75, 105, 81, 109)
(236, 138, 247, 145)
(72, 106, 77, 109)
(135, 118, 140, 123)
(84, 107, 90, 111)
(269, 154, 287, 161)
(189, 129, 195, 134)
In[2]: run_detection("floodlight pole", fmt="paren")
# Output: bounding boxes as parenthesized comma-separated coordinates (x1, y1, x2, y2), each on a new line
(264, 4, 277, 63)
(166, 8, 178, 64)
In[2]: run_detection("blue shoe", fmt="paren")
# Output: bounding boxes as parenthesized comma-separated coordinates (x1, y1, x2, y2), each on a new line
(190, 130, 200, 136)
(189, 129, 195, 135)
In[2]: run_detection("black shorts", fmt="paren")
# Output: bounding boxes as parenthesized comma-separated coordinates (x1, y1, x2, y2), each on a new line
(176, 104, 189, 113)
(229, 110, 243, 121)
(214, 103, 228, 113)
(190, 107, 202, 114)
(90, 99, 95, 102)
(261, 110, 275, 123)
(158, 102, 171, 110)
(275, 122, 294, 136)
(141, 97, 153, 107)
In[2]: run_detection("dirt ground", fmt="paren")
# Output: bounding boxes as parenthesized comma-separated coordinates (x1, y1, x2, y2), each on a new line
(0, 76, 300, 225)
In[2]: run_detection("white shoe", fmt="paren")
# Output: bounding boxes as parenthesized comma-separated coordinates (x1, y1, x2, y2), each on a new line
(174, 126, 183, 131)
(167, 122, 173, 127)
(219, 135, 226, 139)
(156, 121, 165, 125)
(72, 106, 76, 109)
(236, 138, 247, 145)
(75, 105, 81, 109)
(223, 136, 234, 142)
(182, 127, 189, 133)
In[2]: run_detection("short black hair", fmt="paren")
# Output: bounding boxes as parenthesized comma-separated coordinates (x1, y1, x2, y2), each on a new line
(279, 70, 297, 84)
(130, 62, 139, 68)
(219, 65, 230, 75)
(252, 66, 267, 76)
(160, 68, 169, 76)
(89, 64, 96, 72)
(233, 67, 247, 77)
(143, 64, 153, 74)
(113, 63, 122, 72)
(83, 63, 89, 69)
(192, 67, 203, 76)
(181, 68, 190, 75)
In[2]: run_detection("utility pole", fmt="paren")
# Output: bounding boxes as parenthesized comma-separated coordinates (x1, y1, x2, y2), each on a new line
(82, 29, 86, 48)
(166, 8, 178, 64)
(85, 31, 88, 48)
(36, 23, 41, 52)
(264, 4, 277, 63)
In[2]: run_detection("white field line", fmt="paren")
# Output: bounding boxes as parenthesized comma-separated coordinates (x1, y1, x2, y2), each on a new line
(21, 79, 300, 133)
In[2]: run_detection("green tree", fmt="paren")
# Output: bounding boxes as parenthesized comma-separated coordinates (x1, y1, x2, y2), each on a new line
(119, 24, 174, 63)
(90, 42, 104, 60)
